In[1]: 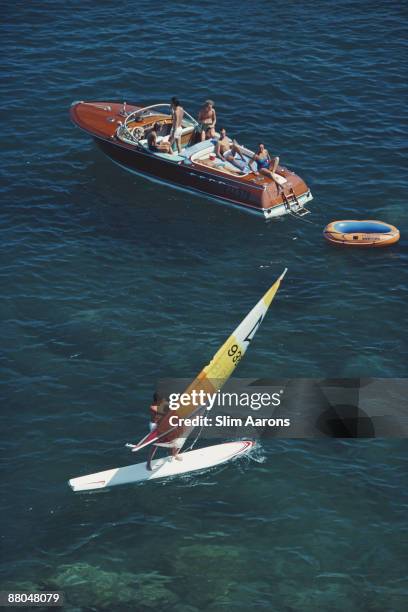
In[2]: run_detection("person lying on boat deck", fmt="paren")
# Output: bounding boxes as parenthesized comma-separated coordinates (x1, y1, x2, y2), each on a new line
(169, 97, 184, 154)
(147, 130, 173, 155)
(197, 99, 217, 141)
(249, 143, 282, 190)
(215, 128, 246, 168)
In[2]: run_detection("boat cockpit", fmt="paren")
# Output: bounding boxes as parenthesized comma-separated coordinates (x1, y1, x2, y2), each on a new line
(115, 103, 266, 178)
(116, 103, 197, 152)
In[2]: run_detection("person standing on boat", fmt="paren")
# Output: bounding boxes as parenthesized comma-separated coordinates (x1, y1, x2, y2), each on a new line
(197, 100, 216, 141)
(169, 97, 184, 154)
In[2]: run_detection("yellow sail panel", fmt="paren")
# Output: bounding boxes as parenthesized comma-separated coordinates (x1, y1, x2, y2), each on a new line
(200, 268, 287, 385)
(201, 333, 242, 381)
(157, 270, 287, 425)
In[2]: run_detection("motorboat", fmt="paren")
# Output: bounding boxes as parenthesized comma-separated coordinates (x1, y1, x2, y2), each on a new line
(70, 101, 313, 220)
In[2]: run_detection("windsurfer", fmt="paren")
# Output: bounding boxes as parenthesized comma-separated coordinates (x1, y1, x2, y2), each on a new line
(149, 392, 169, 431)
(146, 393, 183, 470)
(147, 393, 168, 470)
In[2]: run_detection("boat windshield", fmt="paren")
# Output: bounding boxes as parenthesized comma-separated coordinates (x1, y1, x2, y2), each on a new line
(124, 104, 198, 130)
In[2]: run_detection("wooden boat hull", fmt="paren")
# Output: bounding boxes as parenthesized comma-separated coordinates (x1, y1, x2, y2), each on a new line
(70, 101, 313, 219)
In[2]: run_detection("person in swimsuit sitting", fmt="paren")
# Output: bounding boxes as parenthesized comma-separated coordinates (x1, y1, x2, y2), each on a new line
(197, 99, 217, 141)
(147, 130, 173, 155)
(249, 143, 283, 190)
(145, 121, 167, 139)
(214, 128, 246, 170)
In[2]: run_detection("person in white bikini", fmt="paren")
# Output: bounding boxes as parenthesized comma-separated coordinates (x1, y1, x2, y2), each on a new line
(169, 97, 184, 153)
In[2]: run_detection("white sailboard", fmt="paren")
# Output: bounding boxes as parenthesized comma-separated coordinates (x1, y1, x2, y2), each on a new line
(69, 440, 254, 491)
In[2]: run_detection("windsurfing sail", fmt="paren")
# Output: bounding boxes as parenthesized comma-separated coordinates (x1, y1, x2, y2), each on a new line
(131, 269, 287, 452)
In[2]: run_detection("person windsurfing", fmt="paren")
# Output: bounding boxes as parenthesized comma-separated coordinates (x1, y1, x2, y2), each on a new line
(146, 393, 183, 470)
(149, 392, 169, 432)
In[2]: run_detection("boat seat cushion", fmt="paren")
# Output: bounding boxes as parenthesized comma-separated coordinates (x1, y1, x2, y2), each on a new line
(184, 140, 215, 159)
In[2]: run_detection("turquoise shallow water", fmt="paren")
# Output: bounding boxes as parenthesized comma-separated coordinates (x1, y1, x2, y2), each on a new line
(1, 1, 407, 610)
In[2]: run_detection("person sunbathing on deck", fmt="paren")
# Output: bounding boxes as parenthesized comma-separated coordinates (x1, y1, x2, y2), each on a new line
(147, 130, 173, 155)
(249, 143, 283, 190)
(214, 128, 246, 170)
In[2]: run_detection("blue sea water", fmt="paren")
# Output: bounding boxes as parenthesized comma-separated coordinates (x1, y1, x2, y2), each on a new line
(1, 1, 407, 610)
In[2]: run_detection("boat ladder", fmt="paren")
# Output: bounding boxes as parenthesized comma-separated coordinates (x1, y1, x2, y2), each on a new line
(282, 189, 310, 217)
